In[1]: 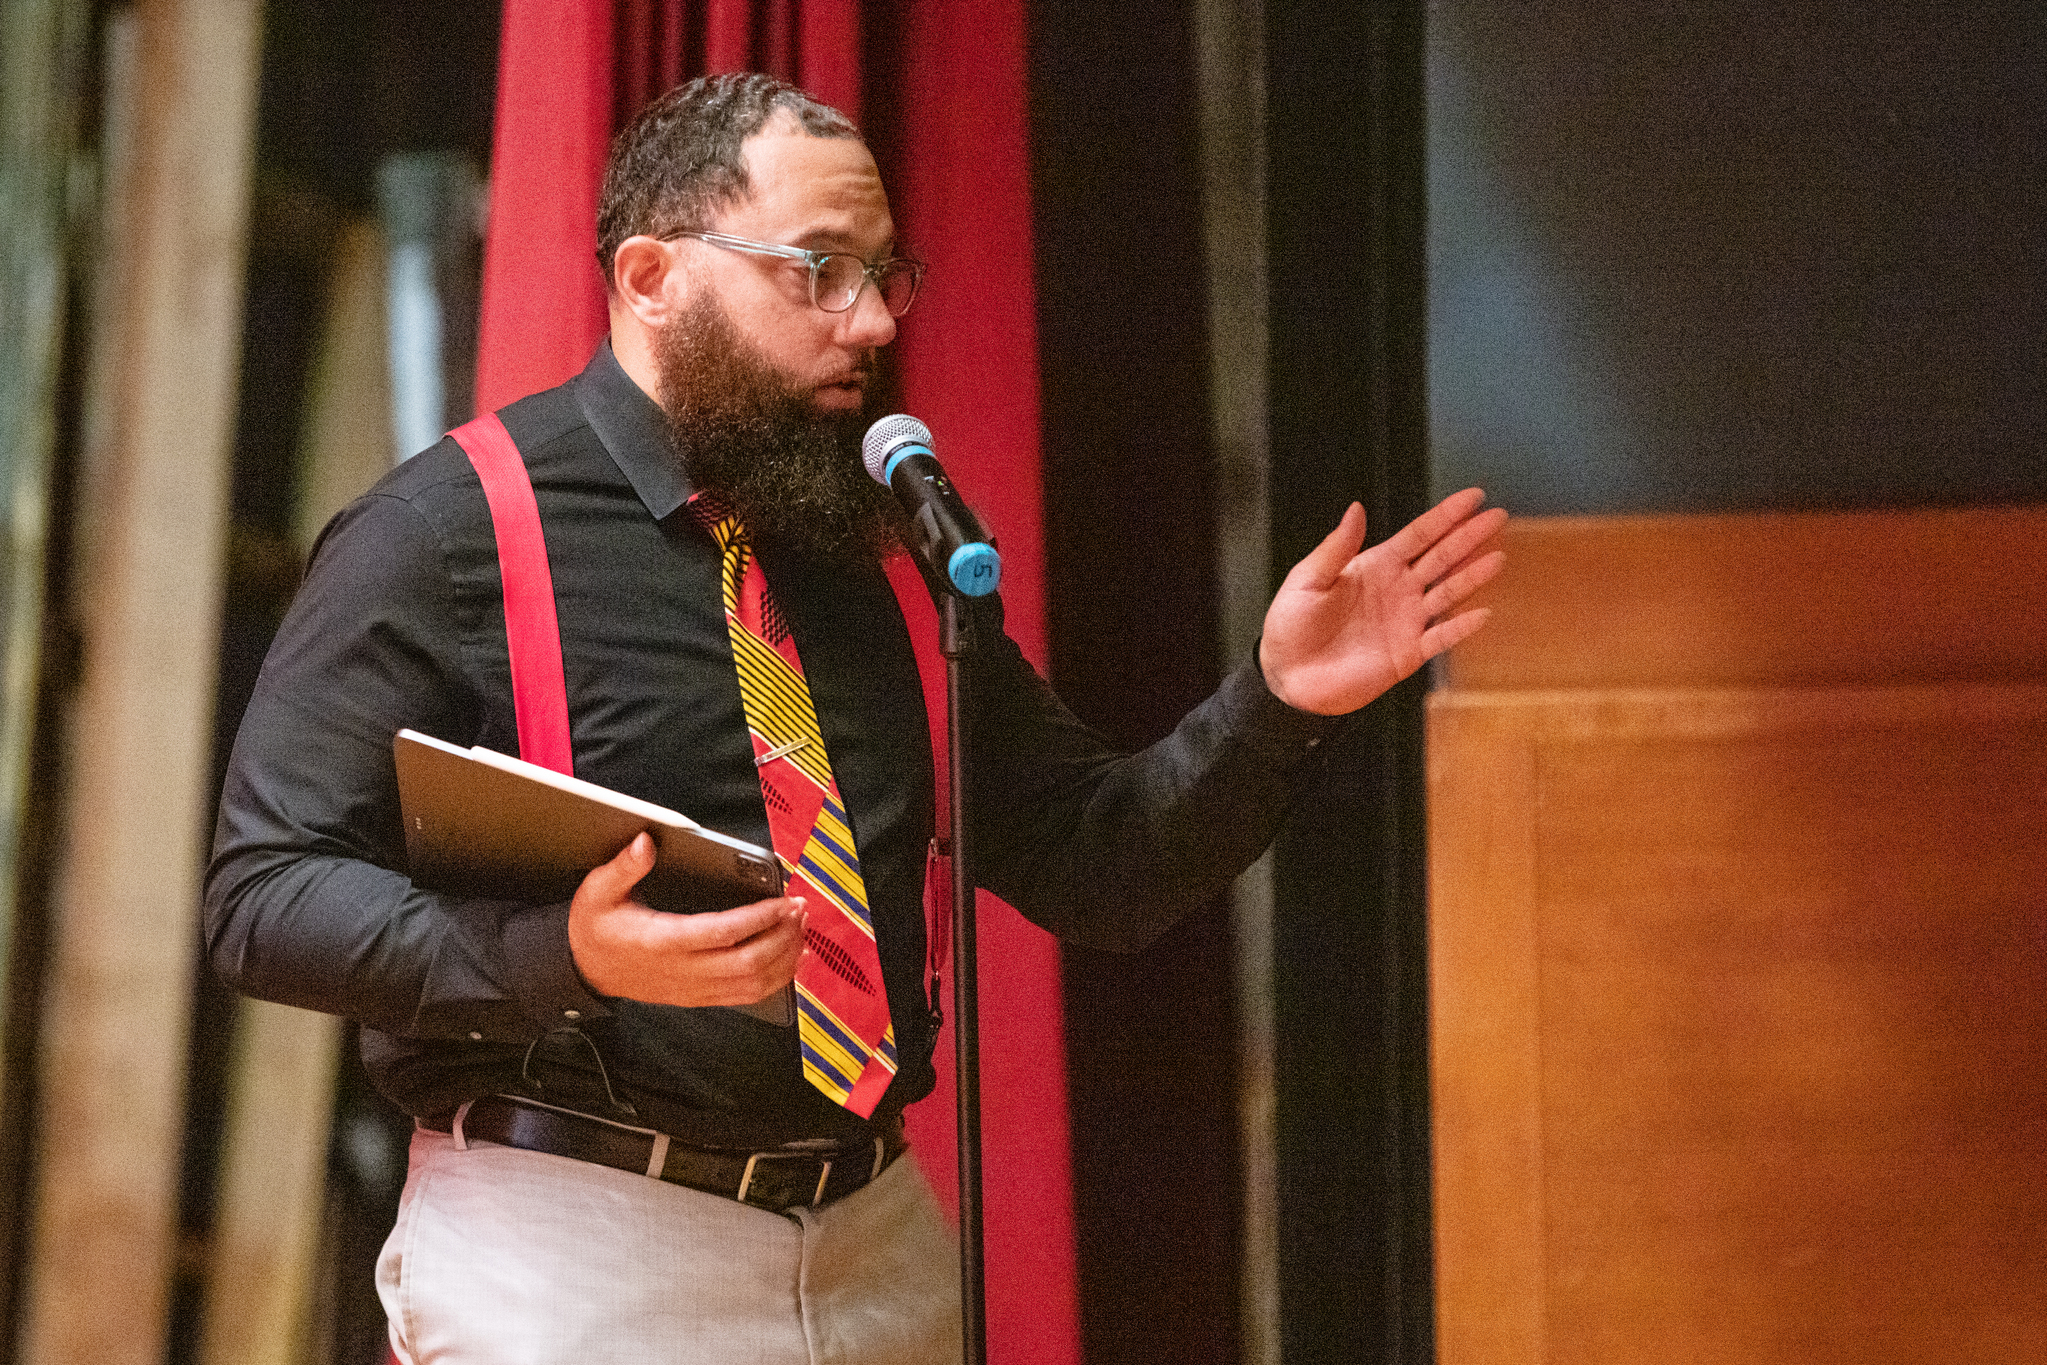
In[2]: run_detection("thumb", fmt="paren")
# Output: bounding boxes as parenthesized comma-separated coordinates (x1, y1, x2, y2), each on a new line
(1281, 503, 1366, 593)
(582, 831, 655, 904)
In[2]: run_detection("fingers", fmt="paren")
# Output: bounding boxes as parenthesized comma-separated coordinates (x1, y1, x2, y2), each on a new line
(1289, 491, 1504, 598)
(652, 896, 809, 1006)
(1409, 504, 1509, 590)
(651, 896, 805, 953)
(1417, 606, 1493, 663)
(1420, 547, 1506, 619)
(569, 837, 811, 1004)
(1380, 487, 1493, 567)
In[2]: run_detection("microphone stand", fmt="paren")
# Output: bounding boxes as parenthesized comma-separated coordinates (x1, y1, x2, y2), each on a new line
(939, 589, 988, 1365)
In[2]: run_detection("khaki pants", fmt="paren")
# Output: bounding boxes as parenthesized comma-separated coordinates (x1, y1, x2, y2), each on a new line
(378, 1127, 961, 1364)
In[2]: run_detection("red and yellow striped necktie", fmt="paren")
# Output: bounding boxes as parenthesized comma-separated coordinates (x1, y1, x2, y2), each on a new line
(693, 497, 897, 1116)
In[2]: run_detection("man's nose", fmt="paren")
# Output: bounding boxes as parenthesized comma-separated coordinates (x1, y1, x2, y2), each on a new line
(837, 281, 898, 348)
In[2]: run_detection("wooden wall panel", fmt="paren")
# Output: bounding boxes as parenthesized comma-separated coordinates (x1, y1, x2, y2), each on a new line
(1427, 705, 1546, 1363)
(1438, 507, 2047, 693)
(1429, 507, 2047, 1365)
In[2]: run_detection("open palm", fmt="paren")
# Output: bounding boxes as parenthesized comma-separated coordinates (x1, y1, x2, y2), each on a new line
(1259, 488, 1507, 715)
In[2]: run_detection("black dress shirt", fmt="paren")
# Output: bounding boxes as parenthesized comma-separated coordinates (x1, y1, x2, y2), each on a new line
(205, 344, 1339, 1148)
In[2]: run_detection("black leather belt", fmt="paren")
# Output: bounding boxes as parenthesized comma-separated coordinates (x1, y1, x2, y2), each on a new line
(428, 1094, 906, 1213)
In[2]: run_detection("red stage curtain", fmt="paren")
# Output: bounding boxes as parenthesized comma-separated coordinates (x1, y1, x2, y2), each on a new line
(613, 1, 862, 125)
(474, 5, 1078, 1362)
(878, 8, 1078, 1365)
(474, 0, 613, 416)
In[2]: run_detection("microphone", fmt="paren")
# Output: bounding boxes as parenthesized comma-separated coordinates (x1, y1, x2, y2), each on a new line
(863, 415, 1002, 597)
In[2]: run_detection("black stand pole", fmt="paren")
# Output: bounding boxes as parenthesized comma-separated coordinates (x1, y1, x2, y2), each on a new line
(940, 592, 987, 1365)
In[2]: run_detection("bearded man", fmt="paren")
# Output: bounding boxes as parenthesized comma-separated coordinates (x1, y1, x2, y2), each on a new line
(206, 73, 1504, 1365)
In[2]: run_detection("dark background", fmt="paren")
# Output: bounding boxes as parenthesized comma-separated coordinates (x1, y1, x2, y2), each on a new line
(1428, 1, 2047, 515)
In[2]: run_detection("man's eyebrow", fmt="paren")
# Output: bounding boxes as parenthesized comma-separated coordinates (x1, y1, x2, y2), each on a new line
(795, 230, 898, 258)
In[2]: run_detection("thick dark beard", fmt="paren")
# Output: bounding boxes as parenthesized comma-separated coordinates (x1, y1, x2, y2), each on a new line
(654, 294, 903, 567)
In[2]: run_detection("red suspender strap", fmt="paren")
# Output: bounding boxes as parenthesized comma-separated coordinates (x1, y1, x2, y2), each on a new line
(448, 413, 575, 776)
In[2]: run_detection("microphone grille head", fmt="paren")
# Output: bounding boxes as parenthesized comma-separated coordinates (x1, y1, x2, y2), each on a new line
(862, 413, 932, 485)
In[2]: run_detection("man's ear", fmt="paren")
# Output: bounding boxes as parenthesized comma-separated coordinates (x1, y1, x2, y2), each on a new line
(611, 235, 689, 329)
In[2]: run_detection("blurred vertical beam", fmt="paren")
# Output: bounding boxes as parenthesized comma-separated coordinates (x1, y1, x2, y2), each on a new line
(378, 150, 484, 460)
(192, 205, 395, 1365)
(19, 0, 262, 1361)
(1265, 0, 1434, 1360)
(0, 0, 86, 1111)
(1194, 0, 1276, 1361)
(197, 1001, 342, 1365)
(0, 0, 88, 1353)
(295, 218, 397, 543)
(0, 0, 76, 1075)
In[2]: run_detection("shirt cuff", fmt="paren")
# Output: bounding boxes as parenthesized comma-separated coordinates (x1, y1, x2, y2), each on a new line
(1224, 652, 1348, 753)
(500, 899, 613, 1031)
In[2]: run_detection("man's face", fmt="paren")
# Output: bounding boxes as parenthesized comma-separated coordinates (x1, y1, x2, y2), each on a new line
(652, 120, 904, 563)
(676, 117, 899, 415)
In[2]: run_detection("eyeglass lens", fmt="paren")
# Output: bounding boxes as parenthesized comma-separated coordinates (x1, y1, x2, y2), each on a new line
(813, 254, 920, 317)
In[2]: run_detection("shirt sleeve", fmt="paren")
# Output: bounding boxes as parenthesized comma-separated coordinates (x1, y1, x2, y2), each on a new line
(203, 489, 610, 1041)
(963, 599, 1345, 952)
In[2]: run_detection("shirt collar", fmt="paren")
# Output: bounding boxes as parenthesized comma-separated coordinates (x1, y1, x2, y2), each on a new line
(572, 338, 696, 520)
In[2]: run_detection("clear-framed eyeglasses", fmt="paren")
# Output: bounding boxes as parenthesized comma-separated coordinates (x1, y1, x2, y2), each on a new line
(664, 230, 924, 317)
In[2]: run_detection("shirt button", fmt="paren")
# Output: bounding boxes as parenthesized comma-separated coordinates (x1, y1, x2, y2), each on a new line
(468, 1031, 483, 1041)
(563, 1009, 582, 1022)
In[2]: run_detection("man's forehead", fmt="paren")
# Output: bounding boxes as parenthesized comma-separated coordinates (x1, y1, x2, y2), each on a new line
(724, 117, 891, 244)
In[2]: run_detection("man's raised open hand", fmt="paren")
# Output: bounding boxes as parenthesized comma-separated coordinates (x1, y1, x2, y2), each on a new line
(1258, 488, 1507, 716)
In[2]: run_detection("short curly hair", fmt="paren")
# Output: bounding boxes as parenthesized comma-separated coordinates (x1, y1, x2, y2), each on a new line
(595, 73, 861, 282)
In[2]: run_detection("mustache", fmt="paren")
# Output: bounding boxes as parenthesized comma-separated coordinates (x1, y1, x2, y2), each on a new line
(819, 357, 877, 389)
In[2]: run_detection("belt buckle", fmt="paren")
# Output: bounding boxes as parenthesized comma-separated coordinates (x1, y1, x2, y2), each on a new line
(737, 1150, 833, 1210)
